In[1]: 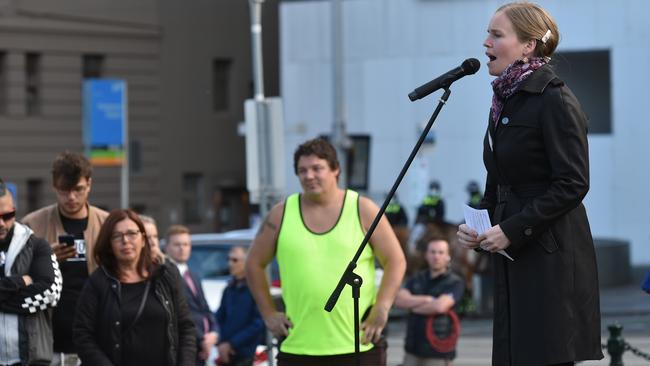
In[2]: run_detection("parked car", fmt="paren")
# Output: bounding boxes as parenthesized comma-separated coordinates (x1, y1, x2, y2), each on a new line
(163, 228, 278, 366)
(161, 227, 280, 311)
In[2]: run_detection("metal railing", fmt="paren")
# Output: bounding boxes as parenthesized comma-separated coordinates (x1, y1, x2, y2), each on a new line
(602, 323, 650, 365)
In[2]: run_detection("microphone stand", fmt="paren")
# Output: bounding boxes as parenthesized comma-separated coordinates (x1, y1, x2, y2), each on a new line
(324, 88, 453, 366)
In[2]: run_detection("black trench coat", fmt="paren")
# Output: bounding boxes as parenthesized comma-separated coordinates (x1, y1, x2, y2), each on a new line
(480, 64, 603, 366)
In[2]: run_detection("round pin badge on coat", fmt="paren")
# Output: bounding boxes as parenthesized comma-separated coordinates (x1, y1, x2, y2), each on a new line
(501, 117, 509, 125)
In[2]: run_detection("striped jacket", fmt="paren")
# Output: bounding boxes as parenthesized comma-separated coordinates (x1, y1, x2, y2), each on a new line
(0, 222, 62, 364)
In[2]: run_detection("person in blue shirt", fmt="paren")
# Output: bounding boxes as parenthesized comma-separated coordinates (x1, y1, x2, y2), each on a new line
(216, 246, 265, 366)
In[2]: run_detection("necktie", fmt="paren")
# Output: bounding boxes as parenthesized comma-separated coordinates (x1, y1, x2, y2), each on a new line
(183, 270, 198, 296)
(183, 270, 209, 333)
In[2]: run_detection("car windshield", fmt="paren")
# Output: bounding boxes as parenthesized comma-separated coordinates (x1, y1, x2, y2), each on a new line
(188, 246, 233, 279)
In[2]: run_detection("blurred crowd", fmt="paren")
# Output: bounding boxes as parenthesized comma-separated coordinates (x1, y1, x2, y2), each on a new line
(1, 148, 482, 366)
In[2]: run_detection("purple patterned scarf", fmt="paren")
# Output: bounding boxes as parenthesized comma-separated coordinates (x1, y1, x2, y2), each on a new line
(490, 57, 548, 125)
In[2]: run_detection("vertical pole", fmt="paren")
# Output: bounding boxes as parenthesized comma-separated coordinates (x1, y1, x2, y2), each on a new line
(121, 82, 129, 209)
(331, 0, 348, 187)
(248, 2, 276, 365)
(351, 275, 362, 366)
(249, 0, 272, 216)
(607, 323, 625, 366)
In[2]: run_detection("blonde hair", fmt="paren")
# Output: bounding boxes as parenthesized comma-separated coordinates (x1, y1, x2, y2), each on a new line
(139, 214, 156, 226)
(166, 224, 190, 240)
(497, 2, 560, 58)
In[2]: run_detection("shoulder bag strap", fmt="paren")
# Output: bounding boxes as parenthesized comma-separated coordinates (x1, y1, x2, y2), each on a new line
(124, 279, 151, 334)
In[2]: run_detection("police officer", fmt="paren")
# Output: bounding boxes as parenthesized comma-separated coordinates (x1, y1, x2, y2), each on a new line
(466, 181, 483, 209)
(385, 193, 408, 227)
(416, 181, 445, 224)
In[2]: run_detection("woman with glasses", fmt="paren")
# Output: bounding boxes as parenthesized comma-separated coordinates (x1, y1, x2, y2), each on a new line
(73, 209, 196, 366)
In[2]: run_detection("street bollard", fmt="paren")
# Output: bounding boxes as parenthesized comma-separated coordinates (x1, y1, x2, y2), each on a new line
(607, 323, 625, 366)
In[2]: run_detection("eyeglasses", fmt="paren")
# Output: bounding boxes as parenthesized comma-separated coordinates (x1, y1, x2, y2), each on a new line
(110, 230, 141, 243)
(0, 210, 16, 222)
(55, 184, 89, 197)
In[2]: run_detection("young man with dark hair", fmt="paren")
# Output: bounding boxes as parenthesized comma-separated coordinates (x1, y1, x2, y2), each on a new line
(1, 178, 62, 365)
(247, 137, 406, 366)
(22, 151, 108, 366)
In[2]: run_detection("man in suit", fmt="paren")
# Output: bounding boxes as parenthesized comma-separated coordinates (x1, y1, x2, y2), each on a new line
(165, 225, 218, 366)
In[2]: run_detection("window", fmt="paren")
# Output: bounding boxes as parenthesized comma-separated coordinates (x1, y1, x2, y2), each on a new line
(26, 179, 43, 214)
(346, 135, 371, 191)
(25, 53, 41, 115)
(183, 173, 204, 224)
(129, 140, 142, 174)
(320, 134, 371, 191)
(83, 54, 105, 79)
(0, 52, 6, 114)
(212, 59, 231, 111)
(552, 50, 611, 134)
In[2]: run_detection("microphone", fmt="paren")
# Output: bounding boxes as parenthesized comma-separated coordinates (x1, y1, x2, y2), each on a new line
(408, 58, 480, 101)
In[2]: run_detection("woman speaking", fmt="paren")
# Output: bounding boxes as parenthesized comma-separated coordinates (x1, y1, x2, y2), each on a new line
(457, 2, 603, 365)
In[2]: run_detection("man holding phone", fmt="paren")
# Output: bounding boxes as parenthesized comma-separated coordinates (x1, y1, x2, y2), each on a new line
(22, 152, 108, 366)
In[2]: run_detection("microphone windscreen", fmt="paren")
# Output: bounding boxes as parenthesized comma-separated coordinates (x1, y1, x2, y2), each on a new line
(462, 58, 481, 75)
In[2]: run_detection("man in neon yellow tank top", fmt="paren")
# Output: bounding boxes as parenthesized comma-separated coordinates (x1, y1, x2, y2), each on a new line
(246, 138, 406, 366)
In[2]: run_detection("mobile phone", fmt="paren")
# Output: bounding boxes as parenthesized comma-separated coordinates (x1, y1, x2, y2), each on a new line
(58, 234, 76, 247)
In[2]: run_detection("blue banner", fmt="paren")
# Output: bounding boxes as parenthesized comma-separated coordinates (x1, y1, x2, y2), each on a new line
(83, 79, 126, 166)
(83, 79, 126, 147)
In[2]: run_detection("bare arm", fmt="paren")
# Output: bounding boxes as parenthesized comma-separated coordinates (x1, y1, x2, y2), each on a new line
(394, 288, 434, 310)
(244, 203, 293, 337)
(359, 196, 406, 344)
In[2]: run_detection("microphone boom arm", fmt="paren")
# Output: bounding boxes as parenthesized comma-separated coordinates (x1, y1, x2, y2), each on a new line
(325, 87, 453, 312)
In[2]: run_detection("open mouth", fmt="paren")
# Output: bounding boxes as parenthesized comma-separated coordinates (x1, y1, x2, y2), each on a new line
(487, 55, 497, 62)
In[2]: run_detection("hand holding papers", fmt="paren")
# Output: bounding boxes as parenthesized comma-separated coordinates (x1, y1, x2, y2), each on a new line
(462, 205, 514, 261)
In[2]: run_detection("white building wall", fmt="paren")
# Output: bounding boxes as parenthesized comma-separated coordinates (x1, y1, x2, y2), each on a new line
(279, 0, 650, 265)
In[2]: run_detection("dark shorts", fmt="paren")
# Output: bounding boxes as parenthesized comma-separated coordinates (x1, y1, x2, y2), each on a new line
(277, 339, 387, 366)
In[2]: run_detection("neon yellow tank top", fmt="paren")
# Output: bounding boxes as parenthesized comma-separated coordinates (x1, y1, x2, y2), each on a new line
(276, 190, 376, 355)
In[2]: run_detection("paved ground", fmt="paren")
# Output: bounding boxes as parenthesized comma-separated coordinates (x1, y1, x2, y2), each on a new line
(384, 284, 650, 366)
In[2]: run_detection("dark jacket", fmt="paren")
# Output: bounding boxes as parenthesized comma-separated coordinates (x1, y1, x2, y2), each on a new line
(73, 262, 196, 366)
(403, 270, 464, 360)
(181, 269, 217, 348)
(215, 278, 265, 359)
(481, 64, 603, 365)
(0, 222, 61, 365)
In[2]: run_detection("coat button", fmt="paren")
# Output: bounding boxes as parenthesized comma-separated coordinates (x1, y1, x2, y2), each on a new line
(115, 344, 120, 349)
(524, 227, 533, 236)
(501, 117, 509, 125)
(115, 321, 120, 326)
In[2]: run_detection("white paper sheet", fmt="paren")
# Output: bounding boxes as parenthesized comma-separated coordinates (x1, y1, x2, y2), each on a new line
(463, 204, 514, 261)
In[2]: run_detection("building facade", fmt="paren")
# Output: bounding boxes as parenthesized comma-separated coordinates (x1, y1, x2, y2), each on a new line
(278, 0, 650, 269)
(0, 0, 279, 233)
